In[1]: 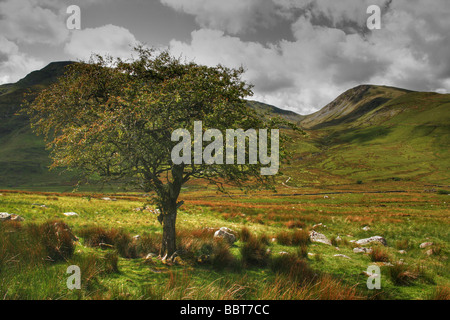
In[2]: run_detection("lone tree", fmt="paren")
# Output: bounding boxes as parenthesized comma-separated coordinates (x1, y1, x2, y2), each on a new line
(24, 48, 296, 258)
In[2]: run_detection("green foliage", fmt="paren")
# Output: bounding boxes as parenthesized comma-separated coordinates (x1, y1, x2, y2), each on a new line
(23, 48, 287, 200)
(22, 47, 299, 256)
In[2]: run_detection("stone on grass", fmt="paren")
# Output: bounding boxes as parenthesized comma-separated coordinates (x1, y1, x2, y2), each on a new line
(63, 212, 79, 217)
(145, 253, 157, 259)
(0, 212, 12, 221)
(355, 236, 387, 246)
(419, 242, 433, 249)
(309, 230, 332, 245)
(214, 227, 236, 244)
(334, 254, 351, 259)
(353, 247, 373, 254)
(11, 214, 24, 221)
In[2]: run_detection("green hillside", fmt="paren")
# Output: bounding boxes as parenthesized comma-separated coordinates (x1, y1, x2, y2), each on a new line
(285, 85, 450, 186)
(0, 62, 304, 190)
(0, 64, 449, 189)
(0, 62, 77, 189)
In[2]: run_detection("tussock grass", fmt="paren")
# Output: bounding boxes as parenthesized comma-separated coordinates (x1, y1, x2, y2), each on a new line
(240, 236, 271, 267)
(0, 219, 75, 266)
(369, 246, 391, 263)
(0, 188, 448, 300)
(388, 262, 418, 286)
(428, 285, 450, 300)
(395, 239, 410, 250)
(276, 229, 310, 246)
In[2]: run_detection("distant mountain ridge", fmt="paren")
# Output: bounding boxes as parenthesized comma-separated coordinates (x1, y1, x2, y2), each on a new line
(300, 85, 412, 129)
(0, 62, 449, 188)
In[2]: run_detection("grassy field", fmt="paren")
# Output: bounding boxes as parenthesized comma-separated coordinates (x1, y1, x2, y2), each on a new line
(1, 181, 448, 300)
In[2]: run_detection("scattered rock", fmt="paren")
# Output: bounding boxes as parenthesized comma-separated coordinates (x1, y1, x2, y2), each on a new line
(419, 242, 433, 249)
(0, 213, 24, 222)
(307, 253, 315, 257)
(335, 247, 340, 251)
(32, 203, 47, 208)
(362, 226, 371, 231)
(425, 249, 434, 256)
(309, 230, 332, 245)
(149, 208, 160, 215)
(102, 197, 117, 201)
(335, 236, 342, 242)
(63, 212, 79, 217)
(353, 247, 373, 254)
(278, 251, 289, 255)
(219, 227, 234, 234)
(323, 195, 329, 199)
(355, 236, 387, 246)
(334, 254, 351, 259)
(271, 237, 277, 243)
(0, 212, 11, 221)
(312, 223, 323, 229)
(10, 214, 24, 222)
(145, 253, 158, 260)
(144, 256, 155, 265)
(214, 227, 237, 244)
(398, 250, 407, 255)
(132, 235, 141, 241)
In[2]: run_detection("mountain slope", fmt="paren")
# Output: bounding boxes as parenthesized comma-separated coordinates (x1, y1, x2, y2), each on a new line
(247, 100, 305, 123)
(286, 85, 450, 186)
(0, 62, 76, 189)
(300, 85, 412, 129)
(0, 63, 449, 189)
(0, 62, 303, 189)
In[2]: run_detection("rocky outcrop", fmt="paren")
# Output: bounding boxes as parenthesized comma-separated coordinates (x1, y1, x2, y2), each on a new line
(309, 230, 332, 245)
(355, 236, 387, 246)
(214, 227, 237, 244)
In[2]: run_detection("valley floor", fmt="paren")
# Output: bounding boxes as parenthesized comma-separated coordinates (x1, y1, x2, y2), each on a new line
(0, 181, 448, 300)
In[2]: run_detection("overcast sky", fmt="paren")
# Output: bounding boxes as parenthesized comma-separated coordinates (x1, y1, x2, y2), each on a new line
(1, 0, 449, 114)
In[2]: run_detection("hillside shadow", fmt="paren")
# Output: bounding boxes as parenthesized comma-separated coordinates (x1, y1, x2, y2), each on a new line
(316, 126, 393, 147)
(311, 97, 391, 130)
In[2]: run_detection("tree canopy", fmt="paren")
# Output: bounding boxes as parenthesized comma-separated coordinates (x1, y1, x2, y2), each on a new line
(23, 47, 297, 256)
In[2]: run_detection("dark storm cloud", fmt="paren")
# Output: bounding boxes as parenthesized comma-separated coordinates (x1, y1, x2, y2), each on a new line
(1, 0, 449, 113)
(167, 0, 450, 113)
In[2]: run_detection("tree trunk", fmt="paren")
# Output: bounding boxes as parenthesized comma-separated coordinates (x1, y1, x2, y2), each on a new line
(160, 203, 177, 258)
(159, 164, 184, 258)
